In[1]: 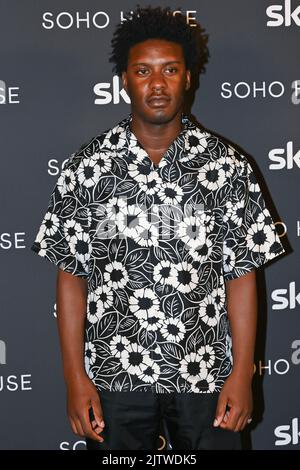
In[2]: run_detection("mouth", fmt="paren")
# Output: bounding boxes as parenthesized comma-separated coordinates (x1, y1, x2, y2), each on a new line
(147, 97, 170, 108)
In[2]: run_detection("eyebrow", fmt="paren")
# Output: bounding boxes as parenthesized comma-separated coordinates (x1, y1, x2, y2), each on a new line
(131, 60, 182, 66)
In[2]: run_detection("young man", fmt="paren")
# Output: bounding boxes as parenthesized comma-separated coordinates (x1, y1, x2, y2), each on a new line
(31, 6, 286, 450)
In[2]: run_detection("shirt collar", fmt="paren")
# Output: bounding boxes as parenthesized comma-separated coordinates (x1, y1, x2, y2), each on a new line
(120, 112, 200, 169)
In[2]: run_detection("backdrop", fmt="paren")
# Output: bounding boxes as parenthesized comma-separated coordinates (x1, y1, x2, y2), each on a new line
(0, 0, 298, 450)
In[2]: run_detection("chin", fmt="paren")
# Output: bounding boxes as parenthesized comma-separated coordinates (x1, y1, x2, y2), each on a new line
(144, 108, 175, 125)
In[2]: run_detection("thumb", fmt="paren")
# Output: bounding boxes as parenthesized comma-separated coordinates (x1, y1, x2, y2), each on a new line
(213, 394, 227, 427)
(91, 396, 105, 428)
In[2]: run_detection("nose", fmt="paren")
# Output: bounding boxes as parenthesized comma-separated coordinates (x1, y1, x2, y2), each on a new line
(149, 71, 167, 92)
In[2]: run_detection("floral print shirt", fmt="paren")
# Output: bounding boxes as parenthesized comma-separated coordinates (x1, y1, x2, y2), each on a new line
(31, 113, 285, 393)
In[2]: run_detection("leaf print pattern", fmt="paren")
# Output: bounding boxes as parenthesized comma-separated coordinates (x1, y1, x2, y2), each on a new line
(31, 113, 286, 393)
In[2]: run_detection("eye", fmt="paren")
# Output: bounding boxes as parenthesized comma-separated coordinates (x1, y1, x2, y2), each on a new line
(165, 67, 178, 73)
(136, 69, 149, 75)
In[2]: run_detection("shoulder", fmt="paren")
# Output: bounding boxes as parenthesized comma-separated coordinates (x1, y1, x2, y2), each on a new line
(193, 122, 253, 181)
(61, 115, 129, 174)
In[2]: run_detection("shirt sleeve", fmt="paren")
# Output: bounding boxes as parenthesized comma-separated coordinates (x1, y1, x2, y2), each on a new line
(222, 155, 286, 281)
(30, 155, 91, 279)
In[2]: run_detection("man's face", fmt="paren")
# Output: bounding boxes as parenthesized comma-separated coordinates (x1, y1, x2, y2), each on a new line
(122, 38, 191, 125)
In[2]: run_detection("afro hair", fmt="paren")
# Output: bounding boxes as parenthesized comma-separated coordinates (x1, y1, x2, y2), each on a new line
(109, 5, 209, 77)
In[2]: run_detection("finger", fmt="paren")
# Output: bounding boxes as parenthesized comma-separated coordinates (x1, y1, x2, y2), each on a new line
(233, 414, 245, 433)
(90, 418, 104, 434)
(213, 395, 228, 427)
(80, 408, 104, 442)
(91, 397, 105, 429)
(69, 416, 79, 436)
(222, 410, 230, 423)
(240, 414, 252, 431)
(220, 407, 240, 431)
(73, 417, 85, 437)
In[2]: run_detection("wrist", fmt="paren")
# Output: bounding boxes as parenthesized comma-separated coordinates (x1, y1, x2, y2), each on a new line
(64, 368, 88, 385)
(231, 363, 254, 382)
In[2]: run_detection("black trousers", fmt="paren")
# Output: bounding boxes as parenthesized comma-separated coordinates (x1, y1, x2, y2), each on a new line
(85, 390, 242, 451)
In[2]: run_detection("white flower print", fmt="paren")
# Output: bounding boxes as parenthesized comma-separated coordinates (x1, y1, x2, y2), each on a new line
(129, 164, 162, 195)
(57, 168, 76, 196)
(102, 125, 126, 150)
(117, 203, 149, 240)
(198, 162, 226, 191)
(257, 208, 273, 225)
(110, 335, 131, 359)
(246, 221, 274, 253)
(87, 291, 105, 324)
(199, 293, 221, 327)
(211, 286, 226, 312)
(176, 215, 206, 251)
(133, 221, 159, 247)
(198, 345, 216, 369)
(128, 161, 151, 184)
(157, 182, 184, 205)
(180, 352, 208, 384)
(104, 261, 129, 289)
(33, 232, 48, 256)
(94, 284, 114, 311)
(248, 170, 260, 193)
(224, 199, 245, 227)
(129, 288, 160, 319)
(85, 341, 97, 366)
(185, 129, 208, 154)
(70, 231, 91, 266)
(137, 360, 160, 384)
(188, 237, 214, 263)
(137, 311, 165, 332)
(218, 156, 235, 179)
(77, 157, 101, 188)
(120, 342, 152, 376)
(160, 317, 186, 342)
(190, 368, 216, 393)
(40, 212, 60, 236)
(63, 219, 83, 244)
(223, 241, 236, 274)
(91, 151, 112, 174)
(167, 261, 199, 293)
(153, 260, 173, 285)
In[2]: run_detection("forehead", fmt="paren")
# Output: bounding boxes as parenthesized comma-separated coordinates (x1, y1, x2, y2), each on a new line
(127, 38, 185, 64)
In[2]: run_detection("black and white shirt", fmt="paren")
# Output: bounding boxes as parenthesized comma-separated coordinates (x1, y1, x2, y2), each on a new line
(31, 113, 285, 394)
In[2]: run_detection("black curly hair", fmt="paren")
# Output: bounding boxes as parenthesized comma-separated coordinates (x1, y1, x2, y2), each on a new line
(109, 5, 209, 77)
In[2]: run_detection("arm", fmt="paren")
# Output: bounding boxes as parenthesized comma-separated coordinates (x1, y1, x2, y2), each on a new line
(213, 269, 257, 432)
(56, 268, 105, 442)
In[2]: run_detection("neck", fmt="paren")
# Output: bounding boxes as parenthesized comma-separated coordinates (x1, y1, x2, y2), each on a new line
(129, 111, 183, 151)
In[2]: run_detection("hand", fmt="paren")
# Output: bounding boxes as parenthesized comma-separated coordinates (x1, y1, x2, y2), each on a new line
(66, 373, 105, 442)
(213, 371, 253, 432)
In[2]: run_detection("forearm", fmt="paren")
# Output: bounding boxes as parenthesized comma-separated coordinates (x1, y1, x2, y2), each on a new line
(225, 270, 257, 381)
(56, 268, 88, 384)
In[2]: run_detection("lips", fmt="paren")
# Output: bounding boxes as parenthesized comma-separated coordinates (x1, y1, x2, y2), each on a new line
(147, 96, 170, 107)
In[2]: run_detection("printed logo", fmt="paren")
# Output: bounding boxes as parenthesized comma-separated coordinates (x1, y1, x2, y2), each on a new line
(271, 282, 300, 310)
(269, 142, 300, 169)
(267, 1, 300, 27)
(0, 233, 26, 249)
(275, 418, 300, 446)
(0, 80, 20, 104)
(42, 11, 110, 29)
(94, 76, 130, 105)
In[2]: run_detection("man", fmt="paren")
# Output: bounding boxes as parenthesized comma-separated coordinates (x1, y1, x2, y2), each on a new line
(31, 6, 286, 450)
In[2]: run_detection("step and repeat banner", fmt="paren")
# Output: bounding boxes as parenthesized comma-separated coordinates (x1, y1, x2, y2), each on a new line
(0, 0, 298, 450)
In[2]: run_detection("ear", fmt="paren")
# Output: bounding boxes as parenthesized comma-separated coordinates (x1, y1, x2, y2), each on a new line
(121, 71, 128, 93)
(185, 69, 191, 91)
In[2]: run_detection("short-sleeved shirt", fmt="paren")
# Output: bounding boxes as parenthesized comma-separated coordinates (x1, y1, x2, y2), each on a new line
(31, 113, 286, 393)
